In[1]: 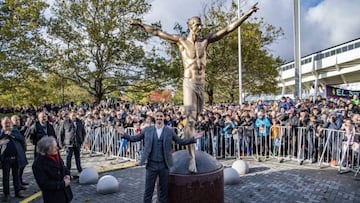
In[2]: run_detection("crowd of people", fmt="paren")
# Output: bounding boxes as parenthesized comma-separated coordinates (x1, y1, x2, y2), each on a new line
(2, 95, 360, 134)
(0, 95, 360, 201)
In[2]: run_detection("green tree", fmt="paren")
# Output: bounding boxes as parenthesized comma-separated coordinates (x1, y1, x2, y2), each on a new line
(46, 0, 173, 104)
(0, 71, 91, 107)
(45, 73, 91, 105)
(0, 0, 48, 101)
(202, 0, 283, 104)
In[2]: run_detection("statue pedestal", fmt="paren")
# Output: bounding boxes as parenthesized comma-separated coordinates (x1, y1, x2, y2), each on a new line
(168, 150, 224, 203)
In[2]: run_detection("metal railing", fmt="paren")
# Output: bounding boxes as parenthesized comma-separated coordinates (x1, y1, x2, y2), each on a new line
(80, 125, 360, 176)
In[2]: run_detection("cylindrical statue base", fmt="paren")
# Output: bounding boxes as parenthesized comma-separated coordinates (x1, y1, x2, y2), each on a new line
(168, 150, 224, 203)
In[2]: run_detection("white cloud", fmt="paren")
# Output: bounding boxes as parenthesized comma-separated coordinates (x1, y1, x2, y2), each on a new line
(304, 0, 360, 53)
(144, 0, 204, 31)
(143, 0, 360, 62)
(243, 0, 294, 60)
(248, 0, 360, 61)
(142, 0, 205, 51)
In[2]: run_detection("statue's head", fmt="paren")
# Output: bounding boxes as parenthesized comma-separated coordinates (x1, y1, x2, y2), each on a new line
(187, 16, 202, 35)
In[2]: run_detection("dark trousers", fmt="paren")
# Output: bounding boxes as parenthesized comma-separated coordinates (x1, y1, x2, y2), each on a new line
(2, 157, 20, 195)
(144, 161, 169, 203)
(33, 147, 39, 159)
(66, 146, 82, 173)
(19, 166, 25, 184)
(306, 134, 316, 160)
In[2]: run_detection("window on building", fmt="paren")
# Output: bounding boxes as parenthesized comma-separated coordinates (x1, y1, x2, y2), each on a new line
(348, 44, 354, 50)
(355, 42, 360, 48)
(336, 48, 342, 54)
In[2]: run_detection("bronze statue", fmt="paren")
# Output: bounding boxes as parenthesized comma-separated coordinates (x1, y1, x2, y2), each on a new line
(129, 3, 258, 173)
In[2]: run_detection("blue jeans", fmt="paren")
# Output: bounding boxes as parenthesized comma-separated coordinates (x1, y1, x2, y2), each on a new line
(66, 146, 82, 173)
(120, 139, 128, 154)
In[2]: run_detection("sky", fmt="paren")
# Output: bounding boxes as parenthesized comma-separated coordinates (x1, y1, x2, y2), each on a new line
(143, 0, 360, 63)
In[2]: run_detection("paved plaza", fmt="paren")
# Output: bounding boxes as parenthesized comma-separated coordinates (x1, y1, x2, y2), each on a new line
(1, 154, 359, 203)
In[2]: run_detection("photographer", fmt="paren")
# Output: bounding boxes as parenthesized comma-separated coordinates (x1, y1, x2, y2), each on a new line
(324, 111, 343, 130)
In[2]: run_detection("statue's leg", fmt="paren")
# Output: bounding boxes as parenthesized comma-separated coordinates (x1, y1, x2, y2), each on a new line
(187, 142, 197, 173)
(183, 80, 200, 173)
(186, 120, 197, 173)
(183, 106, 197, 173)
(188, 83, 204, 173)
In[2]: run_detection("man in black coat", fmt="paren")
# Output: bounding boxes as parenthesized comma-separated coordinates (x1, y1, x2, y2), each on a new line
(59, 112, 86, 173)
(11, 115, 29, 188)
(0, 117, 26, 202)
(25, 112, 56, 158)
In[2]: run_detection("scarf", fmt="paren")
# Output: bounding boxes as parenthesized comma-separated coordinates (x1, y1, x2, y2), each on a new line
(47, 154, 60, 164)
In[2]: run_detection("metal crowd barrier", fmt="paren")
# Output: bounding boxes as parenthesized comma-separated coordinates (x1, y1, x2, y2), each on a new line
(83, 126, 143, 161)
(318, 129, 360, 175)
(81, 125, 360, 176)
(266, 126, 317, 164)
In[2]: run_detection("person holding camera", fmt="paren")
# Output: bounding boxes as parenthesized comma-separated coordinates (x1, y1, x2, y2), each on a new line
(324, 111, 343, 130)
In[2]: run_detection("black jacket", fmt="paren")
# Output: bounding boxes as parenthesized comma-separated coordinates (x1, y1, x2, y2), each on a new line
(32, 154, 73, 203)
(0, 130, 28, 167)
(25, 121, 56, 145)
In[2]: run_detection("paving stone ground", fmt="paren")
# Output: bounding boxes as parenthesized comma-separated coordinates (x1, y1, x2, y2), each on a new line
(1, 154, 359, 203)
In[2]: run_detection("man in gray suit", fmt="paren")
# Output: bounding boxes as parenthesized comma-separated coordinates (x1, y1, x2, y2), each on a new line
(116, 110, 203, 203)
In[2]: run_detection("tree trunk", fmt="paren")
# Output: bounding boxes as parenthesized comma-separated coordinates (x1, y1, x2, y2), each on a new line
(94, 79, 104, 104)
(207, 87, 214, 105)
(229, 83, 235, 103)
(229, 92, 234, 104)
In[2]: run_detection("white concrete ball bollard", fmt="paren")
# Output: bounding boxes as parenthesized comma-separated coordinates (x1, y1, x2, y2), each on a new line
(96, 175, 120, 194)
(79, 167, 99, 185)
(232, 160, 249, 175)
(223, 168, 241, 185)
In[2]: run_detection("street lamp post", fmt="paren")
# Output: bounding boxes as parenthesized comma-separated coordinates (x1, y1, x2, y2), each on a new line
(238, 0, 243, 105)
(62, 65, 65, 107)
(62, 41, 70, 107)
(293, 0, 301, 99)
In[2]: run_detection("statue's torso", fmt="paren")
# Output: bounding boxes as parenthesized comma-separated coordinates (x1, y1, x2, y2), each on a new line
(178, 37, 208, 82)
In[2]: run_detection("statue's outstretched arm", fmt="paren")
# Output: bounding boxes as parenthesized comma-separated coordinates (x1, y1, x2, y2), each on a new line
(128, 19, 181, 43)
(207, 3, 258, 43)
